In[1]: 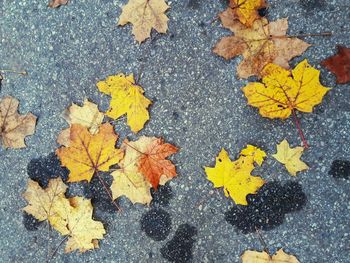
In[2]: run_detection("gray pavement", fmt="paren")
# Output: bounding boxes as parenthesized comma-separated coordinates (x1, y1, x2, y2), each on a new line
(1, 0, 350, 262)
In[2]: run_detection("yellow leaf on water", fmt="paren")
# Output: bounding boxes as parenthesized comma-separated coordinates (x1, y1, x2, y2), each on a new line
(56, 123, 124, 183)
(118, 0, 169, 43)
(96, 73, 152, 133)
(241, 248, 300, 263)
(272, 139, 309, 176)
(204, 145, 266, 205)
(242, 60, 330, 119)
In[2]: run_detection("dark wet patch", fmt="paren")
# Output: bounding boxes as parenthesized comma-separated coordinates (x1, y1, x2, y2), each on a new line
(160, 224, 197, 263)
(151, 183, 173, 207)
(225, 181, 307, 233)
(23, 212, 42, 231)
(27, 153, 68, 188)
(86, 173, 119, 213)
(187, 0, 199, 9)
(300, 0, 326, 9)
(329, 160, 350, 179)
(140, 208, 172, 241)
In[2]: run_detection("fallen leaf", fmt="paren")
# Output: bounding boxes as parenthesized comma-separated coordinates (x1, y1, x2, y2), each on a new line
(272, 139, 308, 176)
(204, 145, 266, 205)
(56, 123, 124, 183)
(242, 59, 330, 119)
(57, 99, 104, 146)
(23, 178, 106, 253)
(111, 136, 178, 204)
(118, 0, 169, 43)
(0, 96, 37, 148)
(321, 45, 350, 84)
(241, 248, 300, 263)
(224, 0, 267, 27)
(96, 73, 152, 133)
(48, 0, 69, 8)
(213, 18, 311, 78)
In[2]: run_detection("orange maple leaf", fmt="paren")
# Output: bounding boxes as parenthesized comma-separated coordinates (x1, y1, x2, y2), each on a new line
(139, 138, 178, 189)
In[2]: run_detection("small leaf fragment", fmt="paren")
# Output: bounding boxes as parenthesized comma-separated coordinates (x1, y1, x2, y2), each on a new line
(0, 96, 37, 149)
(241, 248, 300, 263)
(56, 123, 124, 183)
(48, 0, 69, 8)
(204, 145, 266, 205)
(118, 0, 170, 43)
(272, 139, 309, 176)
(96, 73, 152, 133)
(321, 45, 350, 84)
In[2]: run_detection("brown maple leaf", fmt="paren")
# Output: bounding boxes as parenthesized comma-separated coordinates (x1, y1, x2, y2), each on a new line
(321, 45, 350, 84)
(213, 18, 311, 79)
(0, 96, 37, 148)
(48, 0, 69, 8)
(139, 138, 178, 189)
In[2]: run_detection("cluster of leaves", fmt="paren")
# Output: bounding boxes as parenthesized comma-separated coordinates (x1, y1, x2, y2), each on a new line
(22, 73, 178, 253)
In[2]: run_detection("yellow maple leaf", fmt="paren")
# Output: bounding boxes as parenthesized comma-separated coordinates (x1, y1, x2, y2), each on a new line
(272, 139, 308, 176)
(56, 123, 124, 183)
(111, 136, 176, 205)
(0, 96, 37, 148)
(213, 18, 311, 78)
(96, 73, 152, 133)
(23, 178, 105, 253)
(228, 0, 267, 27)
(241, 248, 300, 263)
(118, 0, 169, 43)
(242, 60, 330, 119)
(57, 99, 104, 146)
(204, 145, 266, 205)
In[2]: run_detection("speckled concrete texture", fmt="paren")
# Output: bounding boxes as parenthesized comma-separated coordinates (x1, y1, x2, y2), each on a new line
(1, 0, 350, 262)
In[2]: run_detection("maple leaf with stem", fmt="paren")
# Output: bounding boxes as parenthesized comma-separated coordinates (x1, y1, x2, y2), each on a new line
(242, 60, 330, 148)
(213, 18, 311, 79)
(0, 96, 37, 149)
(321, 45, 350, 84)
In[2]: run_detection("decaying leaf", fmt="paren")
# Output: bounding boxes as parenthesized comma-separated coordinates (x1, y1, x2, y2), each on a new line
(321, 45, 350, 84)
(223, 0, 267, 27)
(213, 18, 311, 78)
(23, 178, 105, 253)
(272, 139, 308, 176)
(204, 145, 266, 205)
(241, 248, 300, 263)
(111, 136, 178, 205)
(48, 0, 69, 8)
(96, 73, 152, 133)
(56, 123, 124, 183)
(57, 99, 104, 146)
(242, 60, 330, 119)
(118, 0, 169, 43)
(0, 96, 37, 149)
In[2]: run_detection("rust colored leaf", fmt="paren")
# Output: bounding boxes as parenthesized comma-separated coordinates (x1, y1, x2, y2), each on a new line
(321, 46, 350, 84)
(48, 0, 69, 8)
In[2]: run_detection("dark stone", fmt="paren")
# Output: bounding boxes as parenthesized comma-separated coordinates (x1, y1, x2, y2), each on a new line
(140, 208, 172, 241)
(27, 152, 68, 188)
(329, 160, 350, 179)
(23, 212, 42, 231)
(225, 181, 307, 233)
(161, 224, 197, 263)
(258, 7, 268, 17)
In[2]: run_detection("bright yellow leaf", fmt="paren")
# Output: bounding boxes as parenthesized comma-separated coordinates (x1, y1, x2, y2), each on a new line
(56, 123, 124, 183)
(23, 178, 106, 253)
(242, 60, 330, 118)
(204, 145, 266, 205)
(96, 73, 152, 133)
(118, 0, 169, 43)
(272, 139, 309, 176)
(229, 0, 267, 27)
(241, 248, 300, 263)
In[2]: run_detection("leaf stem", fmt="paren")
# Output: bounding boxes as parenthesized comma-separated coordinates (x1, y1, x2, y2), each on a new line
(292, 110, 309, 149)
(95, 171, 122, 212)
(47, 235, 68, 262)
(255, 228, 269, 255)
(290, 32, 332, 38)
(0, 69, 27, 75)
